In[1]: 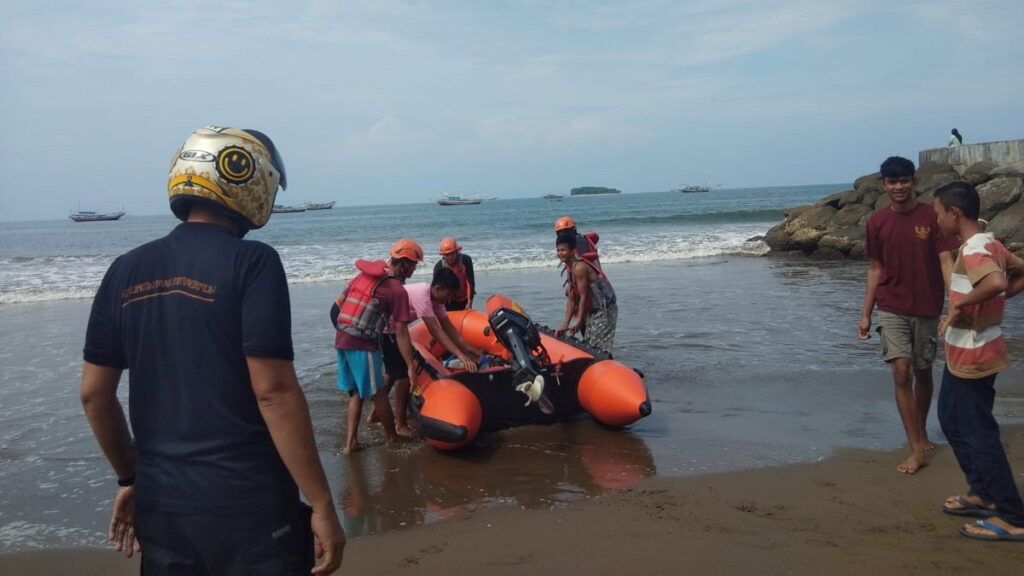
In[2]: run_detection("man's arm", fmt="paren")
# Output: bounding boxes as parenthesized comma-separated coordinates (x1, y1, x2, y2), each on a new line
(248, 357, 345, 575)
(393, 322, 419, 384)
(857, 258, 882, 339)
(81, 362, 139, 557)
(939, 270, 1008, 335)
(81, 363, 134, 480)
(429, 316, 480, 371)
(939, 250, 954, 289)
(556, 284, 578, 335)
(1007, 267, 1024, 299)
(464, 255, 476, 308)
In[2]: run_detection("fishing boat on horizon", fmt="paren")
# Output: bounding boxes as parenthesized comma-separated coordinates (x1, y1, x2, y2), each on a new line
(299, 201, 336, 210)
(436, 194, 485, 206)
(69, 210, 126, 222)
(677, 182, 717, 193)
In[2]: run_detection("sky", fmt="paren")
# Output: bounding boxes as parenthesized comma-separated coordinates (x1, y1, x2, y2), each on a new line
(1, 0, 1021, 222)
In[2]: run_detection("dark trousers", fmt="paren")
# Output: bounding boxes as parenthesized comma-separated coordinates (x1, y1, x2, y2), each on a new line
(136, 501, 314, 576)
(938, 365, 1024, 526)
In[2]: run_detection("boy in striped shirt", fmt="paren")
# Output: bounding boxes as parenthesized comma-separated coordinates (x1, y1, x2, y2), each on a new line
(933, 180, 1024, 542)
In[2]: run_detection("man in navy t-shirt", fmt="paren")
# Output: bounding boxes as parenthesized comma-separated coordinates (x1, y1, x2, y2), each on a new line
(80, 127, 344, 575)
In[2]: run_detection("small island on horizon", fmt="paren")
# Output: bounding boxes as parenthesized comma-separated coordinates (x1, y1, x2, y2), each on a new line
(570, 186, 621, 196)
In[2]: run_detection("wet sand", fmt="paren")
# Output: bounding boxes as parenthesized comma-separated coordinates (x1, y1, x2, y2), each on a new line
(4, 425, 1022, 576)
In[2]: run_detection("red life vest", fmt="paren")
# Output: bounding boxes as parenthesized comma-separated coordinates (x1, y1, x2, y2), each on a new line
(331, 259, 393, 340)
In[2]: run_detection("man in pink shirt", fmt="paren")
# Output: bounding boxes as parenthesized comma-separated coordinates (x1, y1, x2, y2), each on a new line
(383, 267, 484, 437)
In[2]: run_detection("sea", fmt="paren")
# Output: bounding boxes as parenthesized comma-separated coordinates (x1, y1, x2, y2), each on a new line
(2, 186, 1023, 552)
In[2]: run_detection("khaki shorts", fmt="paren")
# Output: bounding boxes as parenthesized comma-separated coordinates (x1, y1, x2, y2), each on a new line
(876, 310, 939, 370)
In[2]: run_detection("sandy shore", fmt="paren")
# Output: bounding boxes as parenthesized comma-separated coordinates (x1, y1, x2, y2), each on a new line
(5, 426, 1022, 576)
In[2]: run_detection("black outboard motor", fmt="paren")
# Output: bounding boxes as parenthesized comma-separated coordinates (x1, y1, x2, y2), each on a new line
(486, 296, 554, 414)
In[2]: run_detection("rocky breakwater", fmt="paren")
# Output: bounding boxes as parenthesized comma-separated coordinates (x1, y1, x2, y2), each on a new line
(766, 160, 1024, 259)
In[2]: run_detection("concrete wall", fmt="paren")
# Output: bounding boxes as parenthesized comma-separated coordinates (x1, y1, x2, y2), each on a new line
(920, 139, 1023, 170)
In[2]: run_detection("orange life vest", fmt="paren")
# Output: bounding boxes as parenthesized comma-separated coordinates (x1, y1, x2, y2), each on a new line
(444, 256, 473, 303)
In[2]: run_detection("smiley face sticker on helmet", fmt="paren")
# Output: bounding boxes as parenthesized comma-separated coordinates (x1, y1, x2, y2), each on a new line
(216, 145, 256, 186)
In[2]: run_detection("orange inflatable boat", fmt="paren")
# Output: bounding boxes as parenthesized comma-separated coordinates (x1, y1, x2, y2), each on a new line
(409, 294, 652, 450)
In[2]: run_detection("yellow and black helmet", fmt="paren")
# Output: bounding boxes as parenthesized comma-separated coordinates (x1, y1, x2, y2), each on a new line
(168, 126, 287, 233)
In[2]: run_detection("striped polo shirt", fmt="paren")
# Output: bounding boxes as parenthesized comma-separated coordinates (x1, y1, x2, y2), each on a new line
(944, 233, 1024, 379)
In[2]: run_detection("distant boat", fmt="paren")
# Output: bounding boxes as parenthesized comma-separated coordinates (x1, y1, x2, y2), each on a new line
(436, 194, 484, 206)
(272, 204, 307, 214)
(299, 201, 336, 211)
(69, 210, 125, 222)
(677, 182, 716, 193)
(542, 193, 563, 199)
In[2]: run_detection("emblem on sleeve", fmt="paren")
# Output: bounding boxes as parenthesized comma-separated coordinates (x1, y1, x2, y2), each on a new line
(216, 145, 255, 185)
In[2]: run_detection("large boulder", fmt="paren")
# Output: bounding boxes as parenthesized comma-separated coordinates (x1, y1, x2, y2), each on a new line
(916, 161, 959, 193)
(987, 198, 1024, 244)
(961, 161, 998, 185)
(818, 225, 866, 255)
(991, 161, 1024, 178)
(853, 172, 884, 195)
(764, 205, 837, 252)
(832, 204, 874, 227)
(977, 177, 1023, 220)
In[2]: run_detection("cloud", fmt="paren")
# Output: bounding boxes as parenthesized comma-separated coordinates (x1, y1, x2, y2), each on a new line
(475, 114, 631, 151)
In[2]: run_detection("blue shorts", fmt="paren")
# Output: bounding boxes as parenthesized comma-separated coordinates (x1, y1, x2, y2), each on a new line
(336, 348, 385, 399)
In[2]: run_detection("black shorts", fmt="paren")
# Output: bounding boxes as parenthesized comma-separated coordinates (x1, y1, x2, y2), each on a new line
(379, 333, 408, 378)
(135, 501, 313, 576)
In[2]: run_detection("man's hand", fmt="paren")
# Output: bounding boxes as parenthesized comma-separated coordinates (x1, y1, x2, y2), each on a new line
(857, 316, 871, 340)
(938, 303, 964, 336)
(310, 506, 346, 575)
(456, 353, 478, 373)
(109, 486, 140, 558)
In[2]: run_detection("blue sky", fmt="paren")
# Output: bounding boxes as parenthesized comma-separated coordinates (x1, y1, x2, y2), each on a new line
(1, 0, 1021, 221)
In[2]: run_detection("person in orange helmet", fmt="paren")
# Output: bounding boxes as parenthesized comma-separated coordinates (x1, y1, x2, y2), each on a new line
(433, 237, 476, 311)
(332, 239, 421, 452)
(554, 216, 600, 265)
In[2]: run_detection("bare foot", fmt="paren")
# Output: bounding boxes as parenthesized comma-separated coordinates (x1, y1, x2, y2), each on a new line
(366, 410, 380, 424)
(924, 439, 936, 451)
(342, 442, 364, 456)
(395, 425, 413, 437)
(896, 456, 928, 475)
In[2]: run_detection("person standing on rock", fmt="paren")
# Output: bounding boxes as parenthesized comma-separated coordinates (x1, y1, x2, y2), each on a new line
(857, 156, 957, 475)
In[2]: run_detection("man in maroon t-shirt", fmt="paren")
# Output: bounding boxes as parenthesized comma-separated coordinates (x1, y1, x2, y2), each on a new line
(858, 156, 955, 475)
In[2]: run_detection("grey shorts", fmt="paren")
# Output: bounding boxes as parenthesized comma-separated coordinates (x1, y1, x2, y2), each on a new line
(876, 310, 939, 370)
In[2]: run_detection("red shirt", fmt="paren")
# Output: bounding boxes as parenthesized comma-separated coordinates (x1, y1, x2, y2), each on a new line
(864, 202, 956, 317)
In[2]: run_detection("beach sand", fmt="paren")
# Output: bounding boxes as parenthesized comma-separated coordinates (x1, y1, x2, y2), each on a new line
(4, 426, 1022, 576)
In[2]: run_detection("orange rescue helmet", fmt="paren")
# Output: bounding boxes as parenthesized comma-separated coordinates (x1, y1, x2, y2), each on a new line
(390, 238, 424, 262)
(439, 237, 462, 255)
(554, 216, 577, 232)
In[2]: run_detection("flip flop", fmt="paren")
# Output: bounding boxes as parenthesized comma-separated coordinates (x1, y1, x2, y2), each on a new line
(943, 496, 996, 518)
(959, 520, 1024, 542)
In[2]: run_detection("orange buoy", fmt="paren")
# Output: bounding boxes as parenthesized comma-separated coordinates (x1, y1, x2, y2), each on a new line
(577, 360, 651, 427)
(446, 309, 505, 357)
(417, 379, 482, 450)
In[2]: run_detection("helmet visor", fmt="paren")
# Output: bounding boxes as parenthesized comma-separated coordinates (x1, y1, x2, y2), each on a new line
(242, 129, 287, 190)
